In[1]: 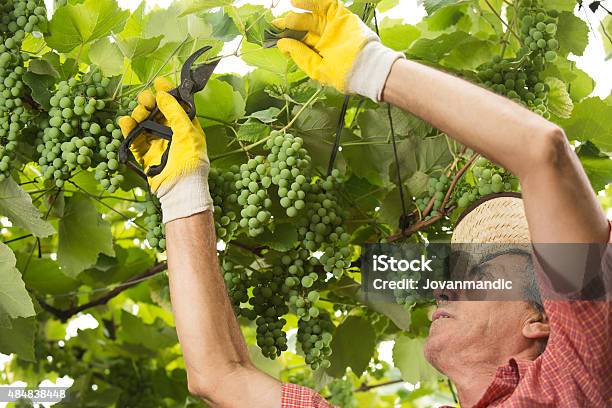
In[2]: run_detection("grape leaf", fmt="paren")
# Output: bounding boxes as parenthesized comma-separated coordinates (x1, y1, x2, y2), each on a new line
(18, 257, 79, 296)
(89, 38, 124, 76)
(45, 0, 129, 53)
(542, 59, 594, 103)
(546, 77, 573, 119)
(250, 107, 281, 123)
(179, 0, 235, 16)
(393, 335, 441, 383)
(143, 4, 209, 45)
(28, 59, 60, 78)
(601, 15, 612, 60)
(0, 317, 36, 361)
(0, 178, 54, 238)
(42, 52, 78, 81)
(576, 141, 612, 192)
(261, 223, 298, 252)
(542, 0, 577, 12)
(409, 31, 473, 62)
(378, 187, 407, 231)
(116, 36, 162, 60)
(426, 2, 468, 31)
(195, 79, 246, 126)
(58, 193, 115, 278)
(559, 97, 612, 153)
(241, 42, 290, 75)
(119, 1, 147, 38)
(0, 242, 35, 328)
(377, 0, 399, 12)
(228, 4, 272, 45)
(380, 18, 420, 51)
(118, 310, 178, 351)
(23, 71, 55, 110)
(203, 9, 240, 42)
(556, 12, 589, 57)
(342, 135, 394, 186)
(327, 316, 377, 377)
(236, 119, 270, 142)
(423, 0, 460, 15)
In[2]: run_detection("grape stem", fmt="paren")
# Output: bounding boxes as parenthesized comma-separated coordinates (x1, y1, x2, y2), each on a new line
(210, 88, 322, 161)
(387, 152, 476, 241)
(483, 0, 522, 42)
(441, 153, 479, 210)
(68, 181, 147, 231)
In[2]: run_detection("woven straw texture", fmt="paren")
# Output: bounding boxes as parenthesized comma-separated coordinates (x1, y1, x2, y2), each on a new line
(451, 196, 530, 244)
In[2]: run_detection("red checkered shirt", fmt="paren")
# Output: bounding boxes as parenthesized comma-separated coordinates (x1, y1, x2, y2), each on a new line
(282, 224, 612, 408)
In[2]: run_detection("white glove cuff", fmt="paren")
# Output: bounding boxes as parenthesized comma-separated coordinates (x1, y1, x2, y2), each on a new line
(347, 41, 405, 102)
(156, 167, 214, 224)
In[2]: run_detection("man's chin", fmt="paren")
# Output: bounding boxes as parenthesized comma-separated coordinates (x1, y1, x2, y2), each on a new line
(423, 328, 448, 369)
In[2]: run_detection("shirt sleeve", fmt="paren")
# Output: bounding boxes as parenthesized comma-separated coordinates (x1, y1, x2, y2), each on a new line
(537, 222, 612, 388)
(281, 383, 337, 408)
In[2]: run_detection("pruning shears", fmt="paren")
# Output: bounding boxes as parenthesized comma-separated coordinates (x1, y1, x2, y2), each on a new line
(119, 46, 219, 179)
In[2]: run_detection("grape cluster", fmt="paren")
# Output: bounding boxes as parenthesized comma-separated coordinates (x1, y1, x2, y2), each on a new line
(518, 1, 559, 63)
(455, 157, 518, 208)
(247, 265, 291, 358)
(209, 166, 240, 240)
(221, 259, 249, 311)
(143, 194, 165, 251)
(477, 1, 559, 116)
(0, 1, 46, 47)
(415, 174, 450, 218)
(266, 131, 310, 217)
(204, 131, 352, 365)
(255, 316, 288, 359)
(116, 95, 139, 117)
(297, 311, 334, 370)
(478, 58, 550, 114)
(0, 1, 46, 181)
(0, 52, 27, 181)
(37, 69, 122, 189)
(235, 155, 273, 237)
(327, 377, 356, 408)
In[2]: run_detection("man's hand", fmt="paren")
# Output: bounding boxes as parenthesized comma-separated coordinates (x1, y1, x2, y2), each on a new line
(273, 0, 404, 101)
(118, 78, 213, 223)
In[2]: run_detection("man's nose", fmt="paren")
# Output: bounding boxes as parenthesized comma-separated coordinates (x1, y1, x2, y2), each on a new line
(433, 287, 457, 303)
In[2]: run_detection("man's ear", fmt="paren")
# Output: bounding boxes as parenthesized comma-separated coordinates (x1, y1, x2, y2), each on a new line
(522, 310, 549, 340)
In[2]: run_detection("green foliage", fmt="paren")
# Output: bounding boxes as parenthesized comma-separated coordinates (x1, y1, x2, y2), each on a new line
(57, 193, 115, 277)
(0, 0, 610, 406)
(45, 0, 129, 52)
(0, 178, 54, 237)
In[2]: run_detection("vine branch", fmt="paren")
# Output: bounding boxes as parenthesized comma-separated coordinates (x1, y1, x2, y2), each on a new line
(355, 379, 403, 392)
(388, 151, 476, 242)
(38, 262, 168, 321)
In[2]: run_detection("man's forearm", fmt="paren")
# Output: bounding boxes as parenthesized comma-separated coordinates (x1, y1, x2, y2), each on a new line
(383, 59, 609, 243)
(166, 212, 281, 406)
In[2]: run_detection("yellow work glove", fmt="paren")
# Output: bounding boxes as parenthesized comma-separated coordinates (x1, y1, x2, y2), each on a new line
(118, 78, 213, 223)
(273, 0, 404, 101)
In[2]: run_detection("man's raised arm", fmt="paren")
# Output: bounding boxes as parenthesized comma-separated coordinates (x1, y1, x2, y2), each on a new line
(274, 0, 609, 244)
(382, 59, 609, 244)
(166, 212, 281, 406)
(119, 78, 281, 407)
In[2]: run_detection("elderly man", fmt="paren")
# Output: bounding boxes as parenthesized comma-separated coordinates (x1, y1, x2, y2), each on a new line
(119, 0, 611, 406)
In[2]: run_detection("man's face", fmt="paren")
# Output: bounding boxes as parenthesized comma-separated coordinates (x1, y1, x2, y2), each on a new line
(423, 253, 538, 370)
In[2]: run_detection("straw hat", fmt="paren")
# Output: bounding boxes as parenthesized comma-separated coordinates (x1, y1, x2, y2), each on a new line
(451, 193, 531, 244)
